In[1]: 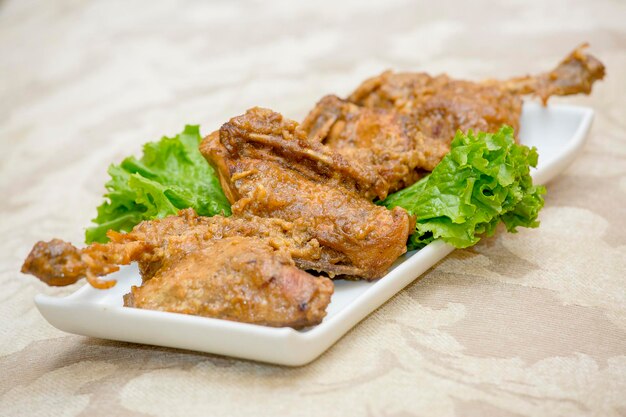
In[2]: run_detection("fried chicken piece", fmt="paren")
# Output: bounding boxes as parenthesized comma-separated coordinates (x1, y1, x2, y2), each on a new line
(349, 44, 604, 140)
(124, 237, 333, 328)
(300, 44, 604, 195)
(301, 95, 448, 194)
(200, 108, 413, 280)
(118, 208, 370, 279)
(21, 210, 334, 328)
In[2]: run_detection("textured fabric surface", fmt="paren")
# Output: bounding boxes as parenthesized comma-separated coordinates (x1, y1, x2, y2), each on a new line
(1, 0, 625, 416)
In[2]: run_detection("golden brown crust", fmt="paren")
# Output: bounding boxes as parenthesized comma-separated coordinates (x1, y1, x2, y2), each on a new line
(209, 107, 390, 201)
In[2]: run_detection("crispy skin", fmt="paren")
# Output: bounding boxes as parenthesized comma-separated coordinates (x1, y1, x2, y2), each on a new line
(113, 208, 363, 279)
(124, 237, 333, 329)
(201, 108, 412, 280)
(107, 209, 328, 281)
(301, 95, 448, 194)
(349, 45, 604, 138)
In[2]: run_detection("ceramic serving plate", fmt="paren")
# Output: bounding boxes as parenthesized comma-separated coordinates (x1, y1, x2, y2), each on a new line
(35, 102, 594, 366)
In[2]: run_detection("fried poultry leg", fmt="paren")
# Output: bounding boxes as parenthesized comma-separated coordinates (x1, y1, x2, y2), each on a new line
(201, 108, 413, 280)
(21, 210, 334, 328)
(348, 44, 604, 134)
(301, 44, 605, 196)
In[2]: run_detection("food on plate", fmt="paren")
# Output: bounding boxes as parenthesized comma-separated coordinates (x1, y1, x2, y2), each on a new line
(21, 45, 605, 328)
(301, 44, 603, 196)
(201, 107, 413, 279)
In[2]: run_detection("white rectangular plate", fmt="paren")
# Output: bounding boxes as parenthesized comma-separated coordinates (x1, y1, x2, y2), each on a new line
(35, 102, 594, 366)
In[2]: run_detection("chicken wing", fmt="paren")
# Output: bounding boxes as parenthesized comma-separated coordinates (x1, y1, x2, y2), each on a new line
(200, 108, 413, 280)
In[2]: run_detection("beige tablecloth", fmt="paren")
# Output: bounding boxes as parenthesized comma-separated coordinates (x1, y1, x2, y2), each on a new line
(1, 1, 625, 416)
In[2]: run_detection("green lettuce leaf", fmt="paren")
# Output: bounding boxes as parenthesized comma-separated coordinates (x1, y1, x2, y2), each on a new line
(380, 126, 546, 250)
(85, 125, 231, 243)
